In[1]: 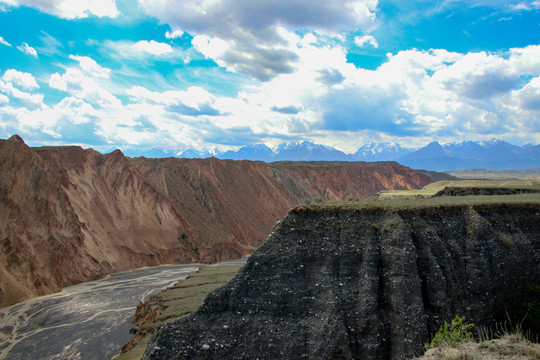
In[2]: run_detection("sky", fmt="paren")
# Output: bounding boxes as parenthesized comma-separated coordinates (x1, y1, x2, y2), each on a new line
(0, 0, 539, 156)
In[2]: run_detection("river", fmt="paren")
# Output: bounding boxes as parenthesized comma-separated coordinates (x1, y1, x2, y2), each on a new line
(0, 259, 246, 360)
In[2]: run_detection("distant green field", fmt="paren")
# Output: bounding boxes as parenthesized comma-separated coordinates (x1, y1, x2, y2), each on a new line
(300, 194, 540, 211)
(372, 180, 540, 199)
(301, 180, 540, 210)
(449, 168, 540, 180)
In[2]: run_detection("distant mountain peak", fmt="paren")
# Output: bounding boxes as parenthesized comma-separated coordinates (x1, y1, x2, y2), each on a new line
(480, 138, 506, 147)
(426, 140, 442, 148)
(398, 138, 538, 171)
(180, 138, 536, 170)
(277, 140, 327, 151)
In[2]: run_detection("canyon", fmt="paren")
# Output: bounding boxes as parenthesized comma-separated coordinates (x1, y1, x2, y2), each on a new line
(0, 135, 432, 307)
(143, 201, 540, 360)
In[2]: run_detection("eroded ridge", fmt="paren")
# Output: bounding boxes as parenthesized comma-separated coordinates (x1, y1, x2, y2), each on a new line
(143, 203, 539, 360)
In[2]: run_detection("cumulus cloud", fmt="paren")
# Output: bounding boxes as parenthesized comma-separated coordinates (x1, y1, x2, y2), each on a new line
(509, 45, 540, 74)
(0, 0, 119, 19)
(0, 70, 43, 109)
(0, 36, 11, 47)
(3, 39, 540, 154)
(127, 85, 221, 116)
(2, 69, 39, 90)
(314, 47, 540, 140)
(514, 76, 540, 111)
(54, 97, 100, 124)
(354, 34, 378, 48)
(137, 0, 378, 80)
(49, 67, 120, 108)
(133, 40, 173, 55)
(165, 29, 184, 39)
(69, 55, 111, 78)
(103, 40, 182, 61)
(435, 52, 520, 99)
(17, 42, 37, 57)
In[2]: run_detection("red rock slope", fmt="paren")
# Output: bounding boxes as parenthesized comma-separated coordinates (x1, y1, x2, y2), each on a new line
(0, 136, 432, 306)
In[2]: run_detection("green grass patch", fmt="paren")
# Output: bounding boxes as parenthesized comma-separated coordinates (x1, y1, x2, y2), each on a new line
(114, 264, 243, 360)
(297, 193, 540, 211)
(374, 180, 540, 200)
(299, 180, 540, 210)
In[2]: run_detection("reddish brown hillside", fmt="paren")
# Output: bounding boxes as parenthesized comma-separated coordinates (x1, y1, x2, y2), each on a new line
(0, 136, 432, 306)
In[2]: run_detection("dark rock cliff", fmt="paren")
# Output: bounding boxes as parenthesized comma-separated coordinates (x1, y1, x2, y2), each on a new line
(142, 203, 540, 360)
(0, 136, 432, 306)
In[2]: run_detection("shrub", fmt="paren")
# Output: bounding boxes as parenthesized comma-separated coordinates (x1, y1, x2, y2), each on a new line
(428, 315, 475, 348)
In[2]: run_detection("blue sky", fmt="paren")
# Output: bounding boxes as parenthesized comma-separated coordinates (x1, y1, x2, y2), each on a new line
(0, 0, 539, 156)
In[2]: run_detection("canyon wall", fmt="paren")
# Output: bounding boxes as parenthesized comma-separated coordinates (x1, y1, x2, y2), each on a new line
(0, 136, 431, 306)
(143, 203, 540, 360)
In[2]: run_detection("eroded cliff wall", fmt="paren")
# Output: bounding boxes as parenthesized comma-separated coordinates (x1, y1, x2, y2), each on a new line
(143, 203, 540, 360)
(0, 136, 431, 306)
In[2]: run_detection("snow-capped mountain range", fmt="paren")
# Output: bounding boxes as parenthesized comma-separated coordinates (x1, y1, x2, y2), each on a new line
(175, 139, 539, 171)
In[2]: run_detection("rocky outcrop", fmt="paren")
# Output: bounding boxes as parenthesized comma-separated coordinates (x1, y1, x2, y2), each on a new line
(433, 186, 540, 196)
(143, 203, 540, 360)
(0, 136, 432, 306)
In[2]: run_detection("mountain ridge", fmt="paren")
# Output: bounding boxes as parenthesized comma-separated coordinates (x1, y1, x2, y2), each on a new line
(0, 135, 432, 306)
(178, 139, 539, 171)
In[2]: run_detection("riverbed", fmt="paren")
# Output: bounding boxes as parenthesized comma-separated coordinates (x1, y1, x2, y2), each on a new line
(0, 259, 246, 360)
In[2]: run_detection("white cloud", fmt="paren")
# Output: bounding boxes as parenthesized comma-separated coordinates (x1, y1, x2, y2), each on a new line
(509, 45, 540, 74)
(133, 40, 173, 55)
(433, 51, 519, 99)
(0, 93, 8, 103)
(316, 47, 540, 141)
(191, 35, 229, 63)
(120, 42, 540, 147)
(0, 36, 11, 47)
(69, 55, 111, 78)
(137, 0, 378, 80)
(0, 69, 43, 109)
(0, 0, 119, 19)
(165, 29, 184, 39)
(513, 76, 540, 111)
(54, 97, 100, 124)
(127, 85, 221, 116)
(354, 34, 378, 48)
(49, 67, 120, 108)
(3, 38, 540, 154)
(103, 40, 181, 60)
(0, 77, 43, 109)
(2, 69, 39, 90)
(17, 42, 37, 57)
(510, 2, 531, 11)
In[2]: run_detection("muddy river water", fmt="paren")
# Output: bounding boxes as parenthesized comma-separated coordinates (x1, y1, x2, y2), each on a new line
(0, 259, 246, 360)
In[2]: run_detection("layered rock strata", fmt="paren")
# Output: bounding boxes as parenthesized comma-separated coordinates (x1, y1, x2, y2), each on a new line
(0, 136, 431, 306)
(143, 203, 540, 360)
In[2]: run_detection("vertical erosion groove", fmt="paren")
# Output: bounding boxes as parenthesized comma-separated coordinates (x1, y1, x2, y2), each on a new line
(142, 205, 539, 360)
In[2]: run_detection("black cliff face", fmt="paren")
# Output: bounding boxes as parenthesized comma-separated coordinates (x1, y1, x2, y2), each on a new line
(143, 204, 540, 360)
